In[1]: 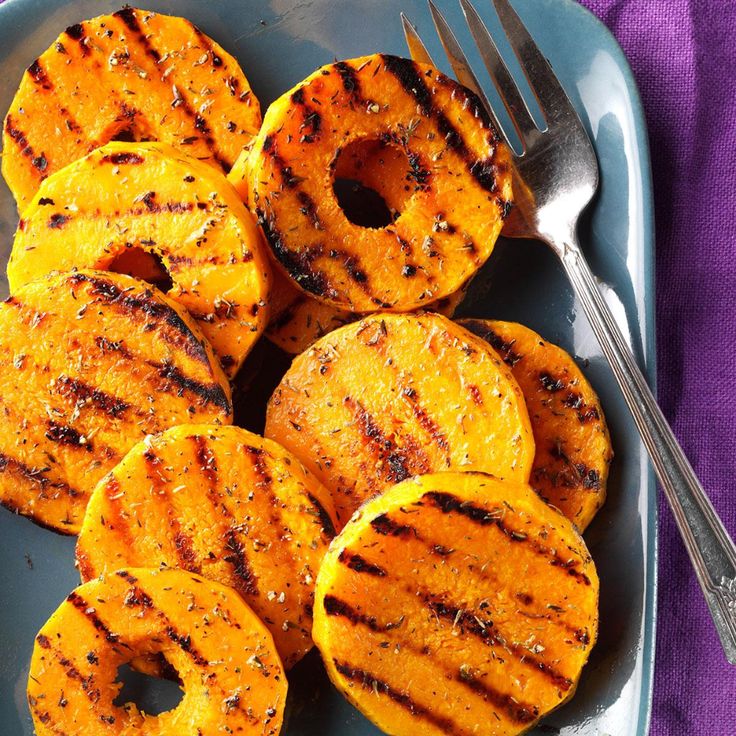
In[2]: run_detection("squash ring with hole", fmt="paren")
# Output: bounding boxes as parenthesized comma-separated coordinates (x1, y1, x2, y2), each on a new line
(249, 53, 512, 312)
(28, 567, 286, 736)
(10, 141, 271, 378)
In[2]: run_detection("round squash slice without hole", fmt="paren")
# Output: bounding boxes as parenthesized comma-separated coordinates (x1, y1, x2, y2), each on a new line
(460, 319, 613, 531)
(0, 270, 232, 534)
(28, 567, 286, 736)
(266, 268, 468, 354)
(77, 424, 338, 668)
(265, 312, 534, 527)
(3, 6, 261, 211)
(313, 472, 599, 736)
(249, 54, 512, 311)
(10, 141, 271, 378)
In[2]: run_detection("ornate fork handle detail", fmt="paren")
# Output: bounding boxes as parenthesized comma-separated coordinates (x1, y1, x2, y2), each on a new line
(560, 238, 736, 663)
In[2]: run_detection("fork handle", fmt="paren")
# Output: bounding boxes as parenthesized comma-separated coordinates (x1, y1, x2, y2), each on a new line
(560, 236, 736, 664)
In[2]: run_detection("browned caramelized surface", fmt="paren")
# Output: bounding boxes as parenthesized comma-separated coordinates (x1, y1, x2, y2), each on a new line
(77, 425, 337, 668)
(249, 54, 512, 311)
(0, 270, 231, 534)
(3, 7, 261, 210)
(266, 268, 467, 355)
(28, 568, 285, 735)
(313, 472, 599, 736)
(10, 141, 271, 378)
(266, 312, 534, 527)
(460, 319, 612, 530)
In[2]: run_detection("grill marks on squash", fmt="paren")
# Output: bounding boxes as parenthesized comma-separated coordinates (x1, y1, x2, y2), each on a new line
(3, 9, 262, 211)
(332, 556, 583, 692)
(110, 9, 229, 172)
(28, 569, 287, 736)
(314, 474, 598, 736)
(144, 448, 203, 575)
(5, 115, 46, 178)
(345, 396, 427, 486)
(424, 491, 591, 585)
(192, 435, 259, 598)
(54, 375, 131, 420)
(380, 55, 500, 193)
(0, 270, 231, 533)
(76, 426, 337, 670)
(250, 55, 511, 312)
(334, 660, 468, 735)
(457, 319, 612, 531)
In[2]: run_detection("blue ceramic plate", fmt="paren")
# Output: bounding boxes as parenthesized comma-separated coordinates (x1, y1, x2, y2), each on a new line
(0, 0, 656, 733)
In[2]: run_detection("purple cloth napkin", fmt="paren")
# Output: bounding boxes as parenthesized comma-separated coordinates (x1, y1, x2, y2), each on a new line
(579, 1, 736, 733)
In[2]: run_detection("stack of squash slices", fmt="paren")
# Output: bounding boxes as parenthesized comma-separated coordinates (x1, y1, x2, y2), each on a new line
(0, 7, 613, 736)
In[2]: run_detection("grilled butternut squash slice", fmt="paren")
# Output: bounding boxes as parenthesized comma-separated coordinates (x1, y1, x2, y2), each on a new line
(460, 319, 612, 531)
(3, 6, 261, 211)
(77, 424, 337, 668)
(249, 54, 512, 312)
(28, 567, 285, 736)
(313, 472, 599, 736)
(265, 312, 534, 527)
(267, 269, 467, 354)
(227, 144, 252, 204)
(0, 270, 231, 534)
(10, 141, 271, 378)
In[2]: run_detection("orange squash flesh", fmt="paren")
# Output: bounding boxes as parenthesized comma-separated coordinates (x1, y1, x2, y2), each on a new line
(265, 312, 534, 527)
(0, 270, 232, 534)
(28, 567, 286, 736)
(77, 424, 337, 669)
(313, 472, 599, 736)
(249, 54, 512, 311)
(227, 144, 252, 204)
(227, 148, 470, 355)
(267, 268, 468, 355)
(10, 141, 271, 378)
(460, 319, 612, 531)
(2, 6, 261, 211)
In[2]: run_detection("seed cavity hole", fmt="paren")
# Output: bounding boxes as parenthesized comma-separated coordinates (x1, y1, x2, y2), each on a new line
(332, 139, 412, 229)
(108, 246, 174, 293)
(113, 660, 183, 716)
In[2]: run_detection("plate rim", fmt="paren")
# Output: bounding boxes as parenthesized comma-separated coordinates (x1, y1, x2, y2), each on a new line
(553, 3, 658, 734)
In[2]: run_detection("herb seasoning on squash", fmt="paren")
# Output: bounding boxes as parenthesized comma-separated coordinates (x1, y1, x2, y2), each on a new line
(0, 270, 232, 534)
(265, 311, 534, 527)
(313, 471, 599, 736)
(77, 424, 337, 669)
(28, 568, 286, 735)
(460, 319, 613, 530)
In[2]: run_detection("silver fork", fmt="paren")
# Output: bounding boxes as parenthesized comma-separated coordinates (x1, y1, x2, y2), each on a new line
(402, 0, 736, 664)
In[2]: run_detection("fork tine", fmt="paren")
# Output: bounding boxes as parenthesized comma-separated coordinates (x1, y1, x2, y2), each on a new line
(459, 0, 537, 147)
(400, 12, 437, 67)
(425, 0, 508, 146)
(490, 0, 578, 126)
